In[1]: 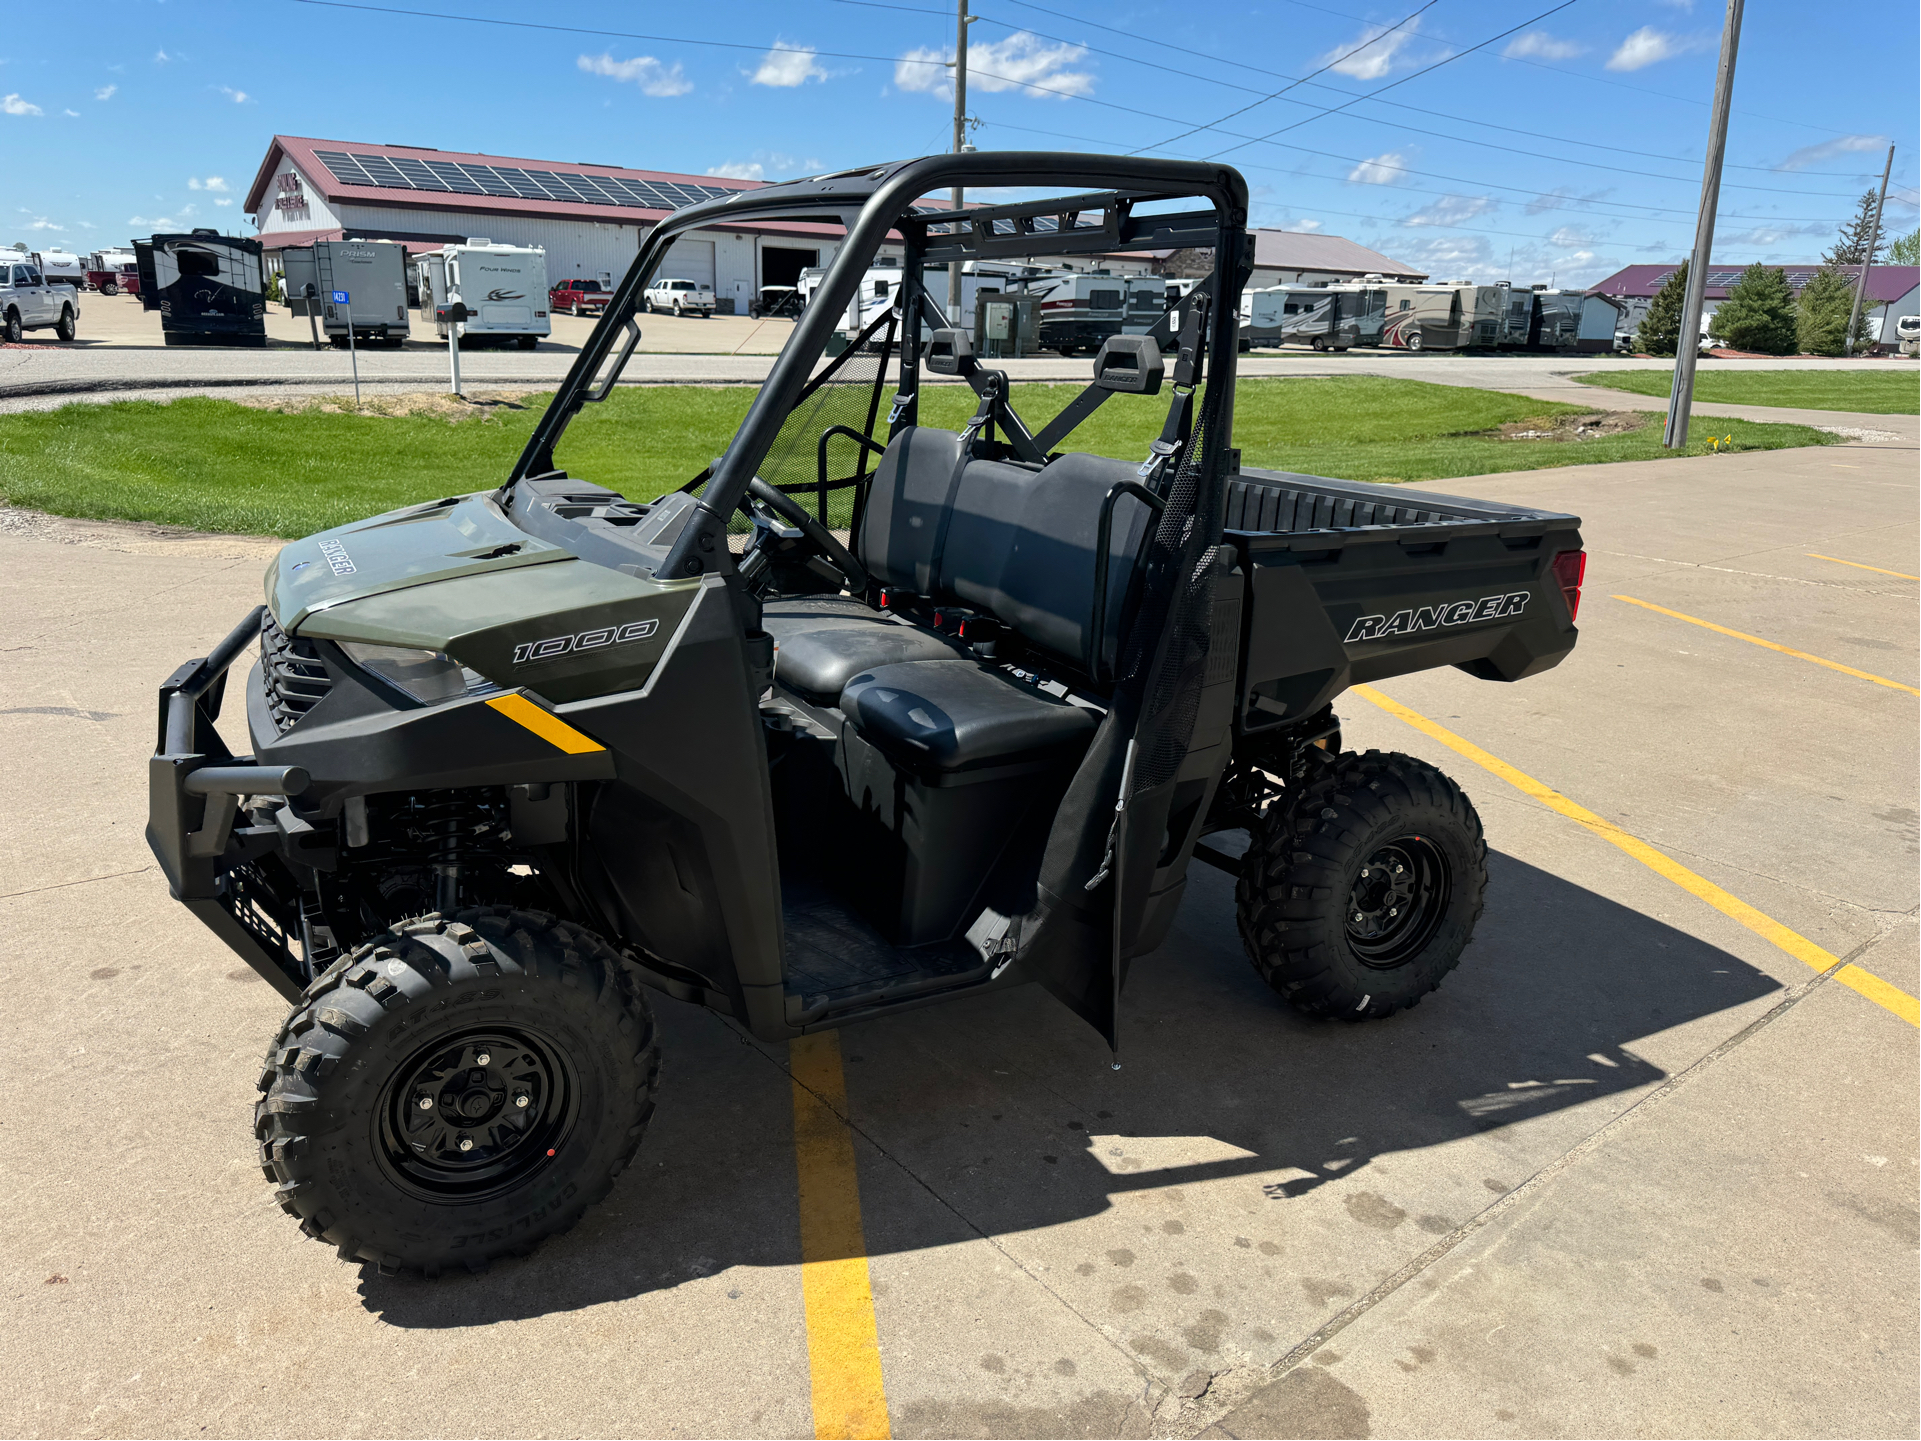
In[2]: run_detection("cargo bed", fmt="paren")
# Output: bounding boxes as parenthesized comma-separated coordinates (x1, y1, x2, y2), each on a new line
(1222, 467, 1584, 731)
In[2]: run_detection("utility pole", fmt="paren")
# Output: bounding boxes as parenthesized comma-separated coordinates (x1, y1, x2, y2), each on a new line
(948, 0, 971, 318)
(1663, 0, 1744, 450)
(1843, 144, 1895, 357)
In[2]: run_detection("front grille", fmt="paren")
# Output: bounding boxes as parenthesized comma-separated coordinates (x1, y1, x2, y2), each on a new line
(259, 611, 332, 734)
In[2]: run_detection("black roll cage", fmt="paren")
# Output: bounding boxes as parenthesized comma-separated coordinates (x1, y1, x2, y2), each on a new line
(505, 152, 1250, 581)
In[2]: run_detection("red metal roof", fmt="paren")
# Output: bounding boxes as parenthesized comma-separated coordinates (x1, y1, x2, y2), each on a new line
(1590, 263, 1919, 303)
(246, 135, 766, 227)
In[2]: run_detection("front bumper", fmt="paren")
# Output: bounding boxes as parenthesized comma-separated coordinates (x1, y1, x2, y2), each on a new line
(146, 606, 314, 1001)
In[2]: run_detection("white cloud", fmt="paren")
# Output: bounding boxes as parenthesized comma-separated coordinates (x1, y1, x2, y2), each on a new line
(23, 215, 64, 231)
(1525, 185, 1614, 216)
(1549, 226, 1593, 248)
(1772, 133, 1886, 172)
(95, 84, 117, 100)
(707, 161, 765, 181)
(751, 43, 829, 88)
(1347, 151, 1410, 185)
(214, 198, 232, 207)
(1607, 28, 1686, 72)
(218, 85, 250, 103)
(1715, 221, 1829, 246)
(154, 49, 170, 63)
(707, 151, 813, 183)
(1391, 234, 1494, 279)
(1401, 194, 1494, 228)
(578, 52, 694, 97)
(187, 176, 229, 192)
(2, 93, 42, 116)
(897, 32, 1092, 99)
(1503, 31, 1582, 60)
(1321, 22, 1424, 81)
(62, 108, 79, 117)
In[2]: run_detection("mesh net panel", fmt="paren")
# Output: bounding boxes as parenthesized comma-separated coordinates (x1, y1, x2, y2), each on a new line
(729, 312, 897, 535)
(1117, 400, 1223, 797)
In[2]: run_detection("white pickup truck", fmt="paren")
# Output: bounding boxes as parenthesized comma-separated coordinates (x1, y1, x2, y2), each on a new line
(1, 258, 80, 342)
(642, 277, 715, 317)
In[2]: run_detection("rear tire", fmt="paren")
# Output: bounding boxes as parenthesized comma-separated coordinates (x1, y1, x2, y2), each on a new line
(1235, 750, 1486, 1020)
(255, 908, 660, 1276)
(102, 282, 118, 297)
(1406, 332, 1424, 352)
(517, 334, 537, 350)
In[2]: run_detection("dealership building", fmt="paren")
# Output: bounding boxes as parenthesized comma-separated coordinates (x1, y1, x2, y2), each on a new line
(243, 135, 858, 311)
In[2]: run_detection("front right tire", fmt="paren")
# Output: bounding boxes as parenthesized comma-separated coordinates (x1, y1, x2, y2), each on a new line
(256, 908, 659, 1276)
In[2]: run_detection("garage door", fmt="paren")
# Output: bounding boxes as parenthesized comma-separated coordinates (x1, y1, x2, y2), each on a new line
(664, 237, 715, 288)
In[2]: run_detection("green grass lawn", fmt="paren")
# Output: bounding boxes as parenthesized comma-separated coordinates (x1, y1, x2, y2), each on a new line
(1574, 367, 1919, 414)
(0, 376, 1840, 538)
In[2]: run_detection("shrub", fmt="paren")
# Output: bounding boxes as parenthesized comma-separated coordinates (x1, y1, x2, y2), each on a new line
(1795, 266, 1869, 356)
(1636, 261, 1689, 356)
(1708, 264, 1796, 354)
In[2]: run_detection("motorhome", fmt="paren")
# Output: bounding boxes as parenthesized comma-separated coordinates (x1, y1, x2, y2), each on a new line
(282, 239, 410, 347)
(417, 240, 551, 349)
(1242, 284, 1387, 350)
(1009, 270, 1128, 354)
(134, 232, 265, 347)
(1379, 282, 1471, 351)
(1121, 273, 1169, 336)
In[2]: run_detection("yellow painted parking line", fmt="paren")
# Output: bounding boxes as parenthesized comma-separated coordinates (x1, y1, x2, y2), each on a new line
(1612, 594, 1920, 697)
(1352, 684, 1920, 1029)
(485, 692, 608, 753)
(1806, 552, 1921, 581)
(790, 1031, 892, 1440)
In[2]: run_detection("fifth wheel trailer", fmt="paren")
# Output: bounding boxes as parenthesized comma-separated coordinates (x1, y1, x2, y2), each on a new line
(281, 240, 410, 347)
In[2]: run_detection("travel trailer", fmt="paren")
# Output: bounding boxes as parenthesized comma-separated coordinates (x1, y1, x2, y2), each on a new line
(417, 240, 550, 349)
(282, 240, 410, 347)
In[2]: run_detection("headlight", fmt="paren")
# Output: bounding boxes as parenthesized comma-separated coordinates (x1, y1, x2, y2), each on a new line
(338, 642, 492, 704)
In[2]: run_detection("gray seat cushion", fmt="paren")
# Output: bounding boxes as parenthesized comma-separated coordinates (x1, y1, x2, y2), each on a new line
(840, 660, 1097, 773)
(765, 598, 965, 704)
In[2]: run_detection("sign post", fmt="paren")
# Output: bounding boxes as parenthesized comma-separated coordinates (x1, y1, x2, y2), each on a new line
(437, 296, 470, 397)
(332, 289, 360, 408)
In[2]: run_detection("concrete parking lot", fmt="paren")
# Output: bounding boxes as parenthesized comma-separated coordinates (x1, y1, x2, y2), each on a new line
(0, 421, 1915, 1436)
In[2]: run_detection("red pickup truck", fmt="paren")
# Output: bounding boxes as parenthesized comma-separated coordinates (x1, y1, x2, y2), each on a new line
(549, 278, 609, 316)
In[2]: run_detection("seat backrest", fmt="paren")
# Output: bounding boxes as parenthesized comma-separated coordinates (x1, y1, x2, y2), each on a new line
(858, 426, 1156, 678)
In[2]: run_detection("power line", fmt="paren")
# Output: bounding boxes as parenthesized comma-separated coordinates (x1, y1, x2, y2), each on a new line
(1129, 0, 1437, 155)
(1195, 0, 1585, 159)
(985, 0, 1889, 179)
(295, 0, 1865, 226)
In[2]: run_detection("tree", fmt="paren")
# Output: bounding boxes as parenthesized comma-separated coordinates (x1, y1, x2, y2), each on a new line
(1707, 264, 1797, 354)
(1636, 261, 1689, 356)
(1887, 228, 1920, 266)
(1795, 266, 1869, 355)
(1824, 190, 1885, 268)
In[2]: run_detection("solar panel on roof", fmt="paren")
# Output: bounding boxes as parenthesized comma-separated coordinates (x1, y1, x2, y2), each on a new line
(313, 151, 376, 187)
(354, 155, 415, 189)
(425, 160, 484, 194)
(463, 165, 523, 198)
(387, 157, 440, 190)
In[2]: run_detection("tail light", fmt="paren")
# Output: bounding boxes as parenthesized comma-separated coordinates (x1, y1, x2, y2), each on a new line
(1551, 549, 1586, 622)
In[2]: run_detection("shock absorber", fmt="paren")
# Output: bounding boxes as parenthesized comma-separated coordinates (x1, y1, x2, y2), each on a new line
(424, 794, 466, 915)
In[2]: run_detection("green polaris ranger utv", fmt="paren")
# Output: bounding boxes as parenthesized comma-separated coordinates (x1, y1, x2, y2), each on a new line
(147, 153, 1585, 1275)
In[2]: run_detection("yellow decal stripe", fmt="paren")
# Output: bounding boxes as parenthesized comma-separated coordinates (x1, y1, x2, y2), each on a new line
(1613, 594, 1920, 696)
(1352, 684, 1919, 1029)
(485, 693, 607, 754)
(790, 1031, 892, 1440)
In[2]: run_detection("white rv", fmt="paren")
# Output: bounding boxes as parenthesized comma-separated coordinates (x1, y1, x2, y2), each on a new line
(417, 240, 551, 349)
(1006, 270, 1128, 355)
(30, 248, 85, 287)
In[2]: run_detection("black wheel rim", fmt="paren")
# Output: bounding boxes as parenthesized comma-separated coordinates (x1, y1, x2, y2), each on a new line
(375, 1027, 579, 1202)
(1343, 835, 1451, 968)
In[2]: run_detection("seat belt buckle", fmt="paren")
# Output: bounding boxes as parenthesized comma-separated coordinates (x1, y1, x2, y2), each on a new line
(1139, 437, 1179, 478)
(887, 391, 913, 424)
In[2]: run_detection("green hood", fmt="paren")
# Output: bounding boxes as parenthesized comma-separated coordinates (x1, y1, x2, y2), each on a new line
(266, 492, 571, 632)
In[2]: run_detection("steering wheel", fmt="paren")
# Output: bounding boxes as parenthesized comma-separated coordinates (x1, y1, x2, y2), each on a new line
(737, 477, 869, 593)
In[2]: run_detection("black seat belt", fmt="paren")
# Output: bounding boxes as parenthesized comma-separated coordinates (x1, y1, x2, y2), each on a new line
(1140, 292, 1209, 491)
(925, 375, 1002, 597)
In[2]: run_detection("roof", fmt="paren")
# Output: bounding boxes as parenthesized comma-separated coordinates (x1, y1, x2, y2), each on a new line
(1249, 229, 1427, 280)
(246, 135, 766, 227)
(253, 226, 466, 255)
(1590, 263, 1919, 303)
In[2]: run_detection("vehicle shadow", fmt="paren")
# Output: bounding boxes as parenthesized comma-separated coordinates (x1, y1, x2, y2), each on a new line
(359, 849, 1781, 1326)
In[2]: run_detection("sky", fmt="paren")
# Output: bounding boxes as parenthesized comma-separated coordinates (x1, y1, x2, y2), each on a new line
(4, 0, 1917, 288)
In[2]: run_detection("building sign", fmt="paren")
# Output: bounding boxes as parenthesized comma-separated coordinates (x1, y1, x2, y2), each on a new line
(274, 170, 311, 220)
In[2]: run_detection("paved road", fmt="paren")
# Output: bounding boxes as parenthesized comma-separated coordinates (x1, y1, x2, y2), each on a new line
(1, 434, 1915, 1437)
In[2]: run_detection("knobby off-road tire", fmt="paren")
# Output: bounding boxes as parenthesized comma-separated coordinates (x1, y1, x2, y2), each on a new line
(255, 907, 660, 1276)
(1235, 750, 1487, 1020)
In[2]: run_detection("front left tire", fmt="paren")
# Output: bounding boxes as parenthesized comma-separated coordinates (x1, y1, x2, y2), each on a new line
(255, 908, 660, 1276)
(55, 307, 76, 342)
